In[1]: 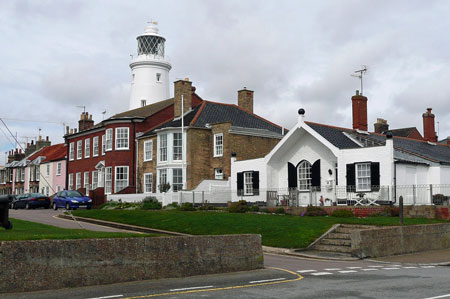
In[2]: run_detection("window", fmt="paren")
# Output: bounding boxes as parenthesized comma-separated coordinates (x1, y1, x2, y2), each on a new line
(244, 172, 253, 195)
(85, 138, 90, 158)
(57, 185, 62, 192)
(36, 167, 40, 182)
(46, 186, 49, 196)
(215, 168, 223, 180)
(356, 163, 371, 191)
(84, 171, 90, 193)
(156, 73, 161, 82)
(21, 168, 24, 182)
(214, 133, 223, 157)
(69, 142, 74, 160)
(144, 173, 153, 193)
(297, 161, 312, 191)
(93, 136, 99, 157)
(173, 133, 182, 161)
(105, 129, 113, 151)
(76, 173, 81, 190)
(105, 167, 112, 194)
(102, 134, 106, 155)
(172, 168, 183, 192)
(141, 99, 146, 107)
(115, 166, 129, 193)
(68, 173, 74, 190)
(92, 171, 98, 190)
(115, 127, 129, 150)
(56, 162, 62, 176)
(159, 134, 167, 162)
(46, 164, 50, 176)
(144, 140, 153, 161)
(159, 169, 167, 191)
(77, 140, 82, 160)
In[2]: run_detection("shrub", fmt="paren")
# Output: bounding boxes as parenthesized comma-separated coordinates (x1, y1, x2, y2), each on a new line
(249, 205, 260, 212)
(179, 202, 196, 211)
(99, 200, 140, 210)
(260, 208, 271, 213)
(384, 206, 399, 217)
(198, 204, 217, 211)
(304, 206, 328, 216)
(331, 209, 354, 218)
(164, 202, 179, 210)
(140, 197, 162, 210)
(433, 194, 447, 205)
(228, 200, 249, 213)
(274, 207, 286, 214)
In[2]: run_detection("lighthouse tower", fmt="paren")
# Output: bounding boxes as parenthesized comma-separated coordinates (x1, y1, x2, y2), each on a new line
(129, 22, 171, 110)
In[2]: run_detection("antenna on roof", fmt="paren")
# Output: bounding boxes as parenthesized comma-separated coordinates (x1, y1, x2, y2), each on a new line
(351, 65, 368, 95)
(102, 110, 106, 121)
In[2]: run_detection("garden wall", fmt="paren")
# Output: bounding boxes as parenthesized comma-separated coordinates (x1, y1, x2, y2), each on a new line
(0, 234, 263, 294)
(351, 223, 450, 258)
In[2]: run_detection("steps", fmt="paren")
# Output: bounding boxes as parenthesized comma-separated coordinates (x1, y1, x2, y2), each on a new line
(311, 224, 375, 256)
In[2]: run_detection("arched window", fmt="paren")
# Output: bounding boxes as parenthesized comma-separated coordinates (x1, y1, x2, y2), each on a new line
(297, 161, 312, 191)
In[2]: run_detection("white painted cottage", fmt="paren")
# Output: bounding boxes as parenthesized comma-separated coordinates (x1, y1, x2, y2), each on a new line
(231, 92, 450, 206)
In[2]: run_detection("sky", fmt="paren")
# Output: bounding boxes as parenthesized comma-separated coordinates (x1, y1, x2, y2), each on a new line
(1, 0, 450, 166)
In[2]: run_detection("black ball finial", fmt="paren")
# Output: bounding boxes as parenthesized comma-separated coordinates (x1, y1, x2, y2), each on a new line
(386, 132, 393, 139)
(298, 108, 305, 115)
(231, 152, 237, 157)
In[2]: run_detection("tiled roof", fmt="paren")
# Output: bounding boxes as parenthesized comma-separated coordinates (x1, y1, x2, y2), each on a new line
(41, 143, 66, 163)
(385, 127, 421, 138)
(306, 122, 450, 164)
(109, 98, 173, 119)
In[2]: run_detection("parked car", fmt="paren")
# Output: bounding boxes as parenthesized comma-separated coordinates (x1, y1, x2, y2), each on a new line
(52, 190, 93, 210)
(11, 193, 51, 209)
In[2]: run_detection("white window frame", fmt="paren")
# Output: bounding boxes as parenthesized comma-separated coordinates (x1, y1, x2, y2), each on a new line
(45, 186, 49, 196)
(85, 138, 90, 158)
(244, 172, 253, 195)
(68, 173, 73, 190)
(56, 162, 62, 176)
(93, 136, 99, 157)
(69, 142, 74, 161)
(105, 129, 113, 151)
(144, 140, 153, 162)
(144, 173, 153, 193)
(105, 167, 112, 194)
(76, 172, 81, 190)
(173, 132, 182, 161)
(46, 164, 50, 176)
(115, 127, 129, 150)
(77, 140, 82, 160)
(114, 166, 129, 193)
(92, 170, 99, 190)
(102, 134, 106, 155)
(36, 166, 40, 182)
(172, 168, 183, 192)
(159, 134, 167, 162)
(356, 163, 371, 192)
(214, 133, 223, 157)
(297, 161, 312, 191)
(21, 168, 25, 182)
(84, 171, 90, 192)
(215, 168, 224, 180)
(159, 169, 167, 191)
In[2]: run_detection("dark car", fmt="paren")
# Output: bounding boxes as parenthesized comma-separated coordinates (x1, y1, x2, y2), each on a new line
(52, 190, 92, 210)
(11, 193, 51, 209)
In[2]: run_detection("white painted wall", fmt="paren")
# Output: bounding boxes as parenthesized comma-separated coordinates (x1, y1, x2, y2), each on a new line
(231, 157, 266, 203)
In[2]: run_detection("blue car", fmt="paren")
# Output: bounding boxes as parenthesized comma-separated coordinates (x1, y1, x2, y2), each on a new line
(11, 193, 50, 209)
(52, 190, 92, 210)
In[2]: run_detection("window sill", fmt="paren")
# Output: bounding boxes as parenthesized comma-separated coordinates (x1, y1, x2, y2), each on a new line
(143, 159, 153, 162)
(213, 155, 223, 158)
(115, 148, 129, 151)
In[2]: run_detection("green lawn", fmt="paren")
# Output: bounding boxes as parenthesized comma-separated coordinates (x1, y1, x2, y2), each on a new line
(0, 218, 160, 241)
(71, 210, 447, 248)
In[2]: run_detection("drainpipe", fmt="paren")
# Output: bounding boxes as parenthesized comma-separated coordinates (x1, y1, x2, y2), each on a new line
(133, 121, 138, 194)
(393, 161, 397, 205)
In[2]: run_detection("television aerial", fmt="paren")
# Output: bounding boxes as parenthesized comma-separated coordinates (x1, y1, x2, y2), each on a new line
(351, 65, 368, 95)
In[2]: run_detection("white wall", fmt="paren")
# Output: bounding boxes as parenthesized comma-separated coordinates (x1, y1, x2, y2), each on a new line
(231, 157, 266, 203)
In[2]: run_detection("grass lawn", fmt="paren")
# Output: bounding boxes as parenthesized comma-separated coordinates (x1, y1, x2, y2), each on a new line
(71, 210, 448, 248)
(0, 218, 160, 241)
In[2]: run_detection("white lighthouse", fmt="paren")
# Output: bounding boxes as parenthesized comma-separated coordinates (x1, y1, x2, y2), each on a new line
(129, 22, 171, 110)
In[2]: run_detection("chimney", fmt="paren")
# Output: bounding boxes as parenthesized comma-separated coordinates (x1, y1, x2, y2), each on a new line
(351, 90, 368, 131)
(238, 87, 254, 114)
(36, 135, 51, 150)
(374, 118, 389, 133)
(423, 108, 437, 142)
(174, 79, 192, 118)
(66, 126, 70, 135)
(78, 112, 95, 131)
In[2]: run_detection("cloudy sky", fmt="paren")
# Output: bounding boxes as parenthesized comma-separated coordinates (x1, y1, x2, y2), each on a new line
(1, 0, 450, 165)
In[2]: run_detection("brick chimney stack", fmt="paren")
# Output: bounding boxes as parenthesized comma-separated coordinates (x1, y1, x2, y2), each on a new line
(352, 90, 368, 131)
(374, 118, 389, 134)
(423, 108, 437, 142)
(78, 112, 95, 131)
(174, 79, 193, 118)
(238, 87, 254, 114)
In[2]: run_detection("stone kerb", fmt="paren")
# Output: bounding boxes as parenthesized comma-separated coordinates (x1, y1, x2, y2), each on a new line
(350, 223, 450, 258)
(0, 234, 263, 294)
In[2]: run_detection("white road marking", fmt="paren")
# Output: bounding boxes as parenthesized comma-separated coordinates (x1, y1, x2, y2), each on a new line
(346, 267, 362, 269)
(423, 294, 450, 299)
(86, 295, 123, 299)
(170, 286, 214, 292)
(382, 267, 400, 270)
(339, 270, 358, 273)
(324, 268, 341, 271)
(421, 266, 436, 268)
(403, 266, 418, 269)
(311, 272, 333, 276)
(249, 278, 286, 284)
(361, 268, 379, 271)
(297, 270, 317, 273)
(368, 265, 384, 268)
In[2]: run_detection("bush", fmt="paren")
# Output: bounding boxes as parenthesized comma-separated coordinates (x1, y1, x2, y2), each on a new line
(179, 202, 196, 211)
(164, 202, 179, 210)
(228, 200, 249, 213)
(99, 200, 140, 210)
(198, 204, 217, 211)
(274, 207, 286, 214)
(159, 183, 171, 193)
(260, 208, 271, 213)
(304, 206, 328, 216)
(249, 205, 260, 212)
(140, 197, 162, 210)
(331, 209, 354, 218)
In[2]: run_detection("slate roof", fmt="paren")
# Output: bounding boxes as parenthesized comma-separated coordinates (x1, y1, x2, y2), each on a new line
(385, 127, 421, 138)
(141, 101, 283, 137)
(305, 122, 450, 165)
